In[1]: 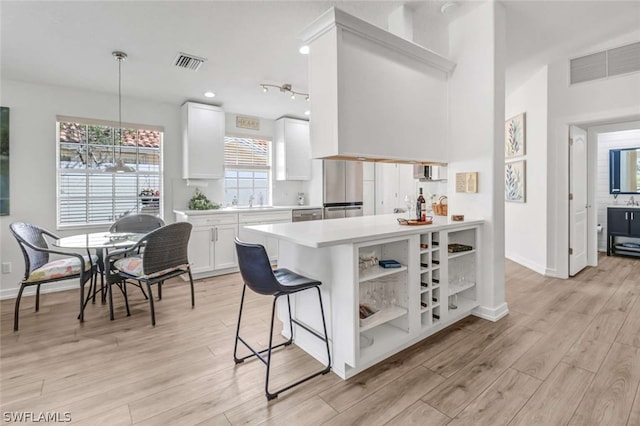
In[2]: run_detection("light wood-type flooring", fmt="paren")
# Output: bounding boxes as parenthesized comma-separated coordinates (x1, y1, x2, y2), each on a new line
(1, 254, 639, 425)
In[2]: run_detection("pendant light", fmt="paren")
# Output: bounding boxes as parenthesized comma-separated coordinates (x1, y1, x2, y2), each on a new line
(105, 51, 135, 173)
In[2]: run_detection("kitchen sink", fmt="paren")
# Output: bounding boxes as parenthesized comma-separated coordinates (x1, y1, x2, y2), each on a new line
(230, 206, 274, 209)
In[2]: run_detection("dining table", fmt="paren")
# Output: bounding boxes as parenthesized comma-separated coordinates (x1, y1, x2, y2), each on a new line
(53, 231, 145, 307)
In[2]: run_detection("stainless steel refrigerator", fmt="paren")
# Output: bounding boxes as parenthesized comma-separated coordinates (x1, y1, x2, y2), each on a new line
(323, 160, 363, 219)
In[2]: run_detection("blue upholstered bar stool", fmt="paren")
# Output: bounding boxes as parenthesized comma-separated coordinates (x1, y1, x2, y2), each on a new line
(233, 238, 331, 400)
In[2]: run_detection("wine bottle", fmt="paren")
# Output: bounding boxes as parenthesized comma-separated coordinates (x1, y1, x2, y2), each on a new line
(417, 188, 426, 221)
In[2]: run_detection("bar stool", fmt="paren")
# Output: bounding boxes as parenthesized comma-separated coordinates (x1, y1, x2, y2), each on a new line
(233, 238, 331, 400)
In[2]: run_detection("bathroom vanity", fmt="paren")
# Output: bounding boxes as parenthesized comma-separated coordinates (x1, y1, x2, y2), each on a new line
(607, 206, 640, 257)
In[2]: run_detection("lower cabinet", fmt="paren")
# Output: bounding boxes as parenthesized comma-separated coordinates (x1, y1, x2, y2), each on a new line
(607, 207, 640, 257)
(238, 211, 292, 262)
(176, 212, 238, 276)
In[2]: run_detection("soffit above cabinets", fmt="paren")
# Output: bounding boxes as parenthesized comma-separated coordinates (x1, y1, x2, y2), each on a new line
(298, 7, 455, 165)
(299, 7, 456, 75)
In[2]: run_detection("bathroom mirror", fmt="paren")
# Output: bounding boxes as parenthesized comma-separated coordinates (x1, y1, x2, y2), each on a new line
(610, 147, 640, 194)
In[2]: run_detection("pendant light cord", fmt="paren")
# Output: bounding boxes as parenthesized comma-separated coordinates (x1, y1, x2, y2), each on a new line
(112, 51, 127, 165)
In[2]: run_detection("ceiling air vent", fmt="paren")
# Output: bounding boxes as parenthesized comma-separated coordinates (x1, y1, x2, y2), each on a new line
(173, 52, 206, 71)
(608, 42, 640, 77)
(570, 41, 640, 85)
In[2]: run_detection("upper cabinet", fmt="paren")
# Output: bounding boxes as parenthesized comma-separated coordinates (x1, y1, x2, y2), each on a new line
(182, 102, 225, 179)
(299, 7, 455, 164)
(275, 117, 311, 181)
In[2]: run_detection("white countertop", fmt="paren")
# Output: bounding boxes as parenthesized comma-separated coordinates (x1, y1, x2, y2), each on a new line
(246, 214, 483, 248)
(174, 205, 323, 216)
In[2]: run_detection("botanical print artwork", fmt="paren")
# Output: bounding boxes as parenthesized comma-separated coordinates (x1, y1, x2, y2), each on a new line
(505, 160, 526, 202)
(505, 113, 526, 158)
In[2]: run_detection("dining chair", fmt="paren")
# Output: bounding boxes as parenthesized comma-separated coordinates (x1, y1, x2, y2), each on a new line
(109, 214, 165, 233)
(233, 238, 331, 400)
(9, 222, 97, 331)
(106, 213, 165, 300)
(105, 222, 194, 326)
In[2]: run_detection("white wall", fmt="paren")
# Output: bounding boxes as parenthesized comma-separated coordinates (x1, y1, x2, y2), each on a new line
(448, 1, 508, 320)
(546, 29, 640, 278)
(504, 66, 548, 274)
(595, 128, 640, 250)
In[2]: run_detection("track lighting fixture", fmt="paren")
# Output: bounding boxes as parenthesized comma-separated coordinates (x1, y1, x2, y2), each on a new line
(260, 83, 309, 102)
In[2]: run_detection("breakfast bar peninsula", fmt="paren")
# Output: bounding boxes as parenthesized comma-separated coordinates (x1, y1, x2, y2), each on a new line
(246, 214, 502, 379)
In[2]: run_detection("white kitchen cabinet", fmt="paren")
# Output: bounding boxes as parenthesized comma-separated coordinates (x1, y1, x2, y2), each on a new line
(275, 118, 311, 181)
(238, 210, 292, 261)
(182, 102, 225, 179)
(375, 163, 415, 214)
(175, 212, 238, 276)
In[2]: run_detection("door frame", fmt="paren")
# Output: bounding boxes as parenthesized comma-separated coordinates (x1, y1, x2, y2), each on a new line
(568, 125, 589, 275)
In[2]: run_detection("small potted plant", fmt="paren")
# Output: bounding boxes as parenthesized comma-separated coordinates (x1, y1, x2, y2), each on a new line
(188, 188, 220, 210)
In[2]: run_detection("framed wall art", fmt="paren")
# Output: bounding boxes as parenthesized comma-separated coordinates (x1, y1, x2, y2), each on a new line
(505, 160, 526, 202)
(505, 112, 526, 158)
(0, 107, 9, 215)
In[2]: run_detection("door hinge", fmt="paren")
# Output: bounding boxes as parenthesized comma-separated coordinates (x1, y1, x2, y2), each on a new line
(569, 248, 573, 255)
(569, 138, 573, 146)
(569, 193, 573, 200)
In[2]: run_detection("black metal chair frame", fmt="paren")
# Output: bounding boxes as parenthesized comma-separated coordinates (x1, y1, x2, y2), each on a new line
(104, 214, 166, 302)
(9, 222, 97, 331)
(233, 239, 331, 400)
(105, 222, 194, 326)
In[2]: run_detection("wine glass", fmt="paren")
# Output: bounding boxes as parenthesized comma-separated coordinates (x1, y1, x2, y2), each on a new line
(404, 195, 413, 215)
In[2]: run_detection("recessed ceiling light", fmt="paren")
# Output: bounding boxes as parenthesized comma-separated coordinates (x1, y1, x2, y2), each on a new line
(299, 45, 310, 55)
(304, 110, 310, 116)
(204, 91, 215, 98)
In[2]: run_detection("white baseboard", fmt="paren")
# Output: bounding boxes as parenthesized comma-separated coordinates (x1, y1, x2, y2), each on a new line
(0, 280, 78, 300)
(505, 253, 547, 275)
(544, 267, 559, 278)
(472, 303, 509, 322)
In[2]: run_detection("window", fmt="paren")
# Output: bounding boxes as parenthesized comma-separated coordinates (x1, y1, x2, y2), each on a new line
(224, 136, 271, 206)
(57, 116, 163, 227)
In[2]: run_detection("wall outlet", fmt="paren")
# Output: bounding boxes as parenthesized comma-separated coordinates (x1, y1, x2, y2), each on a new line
(1, 262, 11, 274)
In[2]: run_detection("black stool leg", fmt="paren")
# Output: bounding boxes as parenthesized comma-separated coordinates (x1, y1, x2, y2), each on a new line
(316, 286, 332, 373)
(158, 281, 163, 300)
(265, 295, 280, 400)
(233, 284, 247, 364)
(264, 287, 331, 400)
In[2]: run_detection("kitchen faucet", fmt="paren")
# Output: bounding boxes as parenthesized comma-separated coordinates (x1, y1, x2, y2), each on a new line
(248, 194, 255, 208)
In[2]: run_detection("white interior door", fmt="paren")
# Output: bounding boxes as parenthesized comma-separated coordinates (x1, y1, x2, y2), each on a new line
(570, 125, 588, 276)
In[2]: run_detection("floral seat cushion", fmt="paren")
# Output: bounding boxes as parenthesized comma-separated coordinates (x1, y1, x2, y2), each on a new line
(27, 255, 97, 282)
(113, 256, 189, 279)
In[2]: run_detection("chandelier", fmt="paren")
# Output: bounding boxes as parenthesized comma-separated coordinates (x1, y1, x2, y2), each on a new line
(105, 51, 135, 173)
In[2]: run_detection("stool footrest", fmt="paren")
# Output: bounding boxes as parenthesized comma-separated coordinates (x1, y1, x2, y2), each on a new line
(234, 336, 292, 366)
(291, 318, 325, 341)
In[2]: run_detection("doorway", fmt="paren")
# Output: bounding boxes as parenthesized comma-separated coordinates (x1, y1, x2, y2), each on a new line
(568, 120, 640, 276)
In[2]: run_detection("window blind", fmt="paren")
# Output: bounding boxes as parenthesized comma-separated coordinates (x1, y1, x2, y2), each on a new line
(224, 137, 270, 169)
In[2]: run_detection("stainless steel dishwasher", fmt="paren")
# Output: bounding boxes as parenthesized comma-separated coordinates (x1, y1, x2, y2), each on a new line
(292, 208, 323, 222)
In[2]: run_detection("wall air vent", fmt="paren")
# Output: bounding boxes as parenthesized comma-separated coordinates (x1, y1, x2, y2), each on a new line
(570, 41, 640, 85)
(173, 52, 206, 71)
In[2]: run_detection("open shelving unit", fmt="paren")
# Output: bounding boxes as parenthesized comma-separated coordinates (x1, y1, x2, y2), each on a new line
(357, 237, 410, 360)
(446, 228, 479, 317)
(419, 231, 442, 328)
